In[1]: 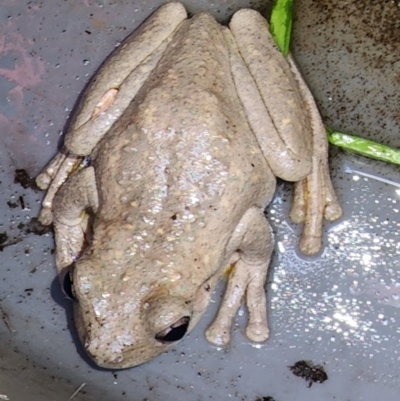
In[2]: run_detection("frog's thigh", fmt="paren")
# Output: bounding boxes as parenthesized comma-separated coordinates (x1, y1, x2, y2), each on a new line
(52, 167, 98, 276)
(205, 207, 274, 347)
(66, 2, 187, 156)
(225, 11, 312, 181)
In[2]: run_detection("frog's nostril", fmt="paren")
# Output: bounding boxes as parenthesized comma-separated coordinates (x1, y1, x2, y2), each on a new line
(155, 316, 190, 343)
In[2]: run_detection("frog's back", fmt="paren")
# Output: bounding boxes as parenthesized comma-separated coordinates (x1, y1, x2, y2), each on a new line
(93, 12, 274, 258)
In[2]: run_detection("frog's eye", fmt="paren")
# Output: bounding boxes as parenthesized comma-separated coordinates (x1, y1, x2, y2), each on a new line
(62, 269, 77, 302)
(155, 316, 190, 343)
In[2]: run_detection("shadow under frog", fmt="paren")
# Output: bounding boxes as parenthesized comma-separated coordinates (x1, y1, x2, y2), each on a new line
(37, 2, 341, 369)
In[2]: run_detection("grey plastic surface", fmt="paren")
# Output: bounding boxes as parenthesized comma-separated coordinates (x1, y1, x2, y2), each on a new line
(0, 1, 399, 400)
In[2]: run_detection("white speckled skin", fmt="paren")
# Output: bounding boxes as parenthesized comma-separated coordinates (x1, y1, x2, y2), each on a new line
(36, 2, 341, 368)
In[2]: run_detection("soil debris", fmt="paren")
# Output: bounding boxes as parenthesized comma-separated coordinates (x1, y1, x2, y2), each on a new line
(14, 169, 37, 190)
(289, 360, 328, 387)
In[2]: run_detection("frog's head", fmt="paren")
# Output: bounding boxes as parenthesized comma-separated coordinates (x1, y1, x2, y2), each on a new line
(65, 257, 218, 369)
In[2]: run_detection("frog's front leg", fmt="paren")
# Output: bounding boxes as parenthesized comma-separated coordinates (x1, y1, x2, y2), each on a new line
(226, 10, 341, 255)
(205, 207, 274, 346)
(52, 167, 98, 276)
(36, 2, 187, 223)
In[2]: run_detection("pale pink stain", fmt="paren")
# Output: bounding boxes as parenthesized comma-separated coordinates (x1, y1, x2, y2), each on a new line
(0, 19, 46, 159)
(0, 22, 45, 111)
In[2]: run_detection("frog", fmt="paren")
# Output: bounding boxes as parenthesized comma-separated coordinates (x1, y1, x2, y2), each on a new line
(36, 2, 341, 369)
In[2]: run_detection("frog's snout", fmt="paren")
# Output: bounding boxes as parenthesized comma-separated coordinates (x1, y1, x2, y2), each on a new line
(155, 316, 190, 343)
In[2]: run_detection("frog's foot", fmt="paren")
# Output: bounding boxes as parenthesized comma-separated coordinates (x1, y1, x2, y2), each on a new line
(290, 156, 341, 255)
(287, 55, 342, 255)
(205, 207, 274, 347)
(52, 167, 98, 274)
(36, 150, 83, 225)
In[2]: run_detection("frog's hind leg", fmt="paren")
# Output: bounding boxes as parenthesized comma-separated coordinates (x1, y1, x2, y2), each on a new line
(224, 13, 313, 182)
(226, 9, 341, 255)
(205, 207, 273, 347)
(36, 2, 187, 224)
(64, 2, 187, 156)
(52, 167, 99, 276)
(287, 56, 342, 254)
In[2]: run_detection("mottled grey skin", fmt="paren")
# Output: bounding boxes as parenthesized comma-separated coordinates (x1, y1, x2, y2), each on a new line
(36, 2, 341, 369)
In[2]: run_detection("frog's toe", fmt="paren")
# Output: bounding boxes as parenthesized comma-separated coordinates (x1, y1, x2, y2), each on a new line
(299, 234, 322, 256)
(36, 172, 52, 190)
(36, 151, 68, 190)
(290, 180, 306, 223)
(291, 159, 341, 255)
(246, 321, 269, 343)
(38, 207, 54, 226)
(205, 323, 231, 347)
(290, 203, 306, 224)
(324, 202, 342, 221)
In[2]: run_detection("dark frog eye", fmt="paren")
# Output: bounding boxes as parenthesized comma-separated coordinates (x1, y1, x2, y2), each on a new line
(155, 316, 190, 343)
(62, 269, 77, 302)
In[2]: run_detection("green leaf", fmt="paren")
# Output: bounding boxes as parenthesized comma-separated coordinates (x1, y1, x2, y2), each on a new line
(270, 0, 294, 56)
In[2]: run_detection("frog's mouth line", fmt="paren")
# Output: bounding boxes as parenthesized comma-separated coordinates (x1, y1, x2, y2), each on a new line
(155, 316, 191, 343)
